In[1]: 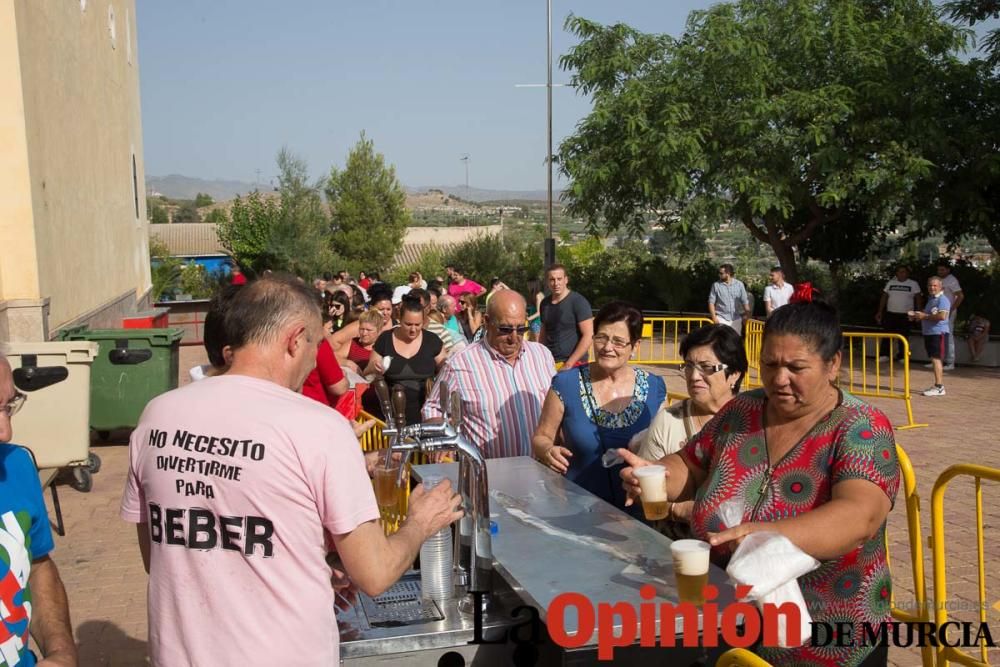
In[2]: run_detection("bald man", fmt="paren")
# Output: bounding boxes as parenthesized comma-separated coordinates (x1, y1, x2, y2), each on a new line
(423, 290, 556, 459)
(0, 353, 78, 666)
(120, 275, 462, 666)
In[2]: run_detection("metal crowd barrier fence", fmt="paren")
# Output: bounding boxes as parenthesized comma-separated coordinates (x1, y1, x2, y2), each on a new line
(842, 332, 927, 430)
(632, 317, 715, 366)
(886, 445, 934, 667)
(743, 319, 765, 389)
(742, 326, 927, 429)
(931, 464, 1000, 667)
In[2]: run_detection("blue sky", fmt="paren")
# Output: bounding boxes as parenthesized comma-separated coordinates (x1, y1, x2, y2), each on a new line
(136, 1, 711, 191)
(136, 1, 998, 192)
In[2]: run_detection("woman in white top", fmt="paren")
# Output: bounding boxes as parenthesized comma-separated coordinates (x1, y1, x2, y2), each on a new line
(638, 324, 747, 532)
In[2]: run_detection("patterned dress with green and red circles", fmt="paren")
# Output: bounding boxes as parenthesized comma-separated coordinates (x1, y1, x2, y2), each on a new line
(680, 389, 899, 667)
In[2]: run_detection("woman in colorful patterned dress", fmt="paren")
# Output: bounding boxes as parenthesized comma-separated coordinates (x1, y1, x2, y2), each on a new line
(533, 301, 667, 512)
(621, 301, 899, 667)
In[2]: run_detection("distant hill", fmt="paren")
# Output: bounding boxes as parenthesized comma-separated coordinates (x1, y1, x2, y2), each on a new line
(408, 185, 561, 203)
(146, 175, 266, 201)
(147, 174, 560, 203)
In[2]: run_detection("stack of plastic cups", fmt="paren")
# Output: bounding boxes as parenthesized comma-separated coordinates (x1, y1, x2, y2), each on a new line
(419, 475, 454, 603)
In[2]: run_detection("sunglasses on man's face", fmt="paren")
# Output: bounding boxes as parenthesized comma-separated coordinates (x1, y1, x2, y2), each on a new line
(494, 324, 530, 336)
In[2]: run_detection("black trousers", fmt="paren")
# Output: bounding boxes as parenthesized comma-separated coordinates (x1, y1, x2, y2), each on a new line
(880, 312, 911, 360)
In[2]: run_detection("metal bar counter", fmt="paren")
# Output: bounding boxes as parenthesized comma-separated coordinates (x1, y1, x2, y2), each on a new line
(339, 456, 736, 664)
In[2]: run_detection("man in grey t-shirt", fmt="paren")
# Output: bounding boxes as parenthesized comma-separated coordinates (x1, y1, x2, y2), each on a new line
(538, 264, 593, 367)
(708, 264, 751, 334)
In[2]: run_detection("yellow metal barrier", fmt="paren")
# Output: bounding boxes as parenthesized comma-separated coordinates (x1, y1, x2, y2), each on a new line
(356, 409, 389, 452)
(716, 648, 772, 667)
(931, 463, 1000, 667)
(886, 445, 934, 667)
(634, 316, 714, 366)
(743, 318, 765, 389)
(842, 332, 927, 430)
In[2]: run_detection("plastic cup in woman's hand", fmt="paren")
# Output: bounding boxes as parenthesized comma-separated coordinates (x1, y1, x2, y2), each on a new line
(601, 449, 625, 468)
(381, 355, 393, 372)
(618, 449, 653, 506)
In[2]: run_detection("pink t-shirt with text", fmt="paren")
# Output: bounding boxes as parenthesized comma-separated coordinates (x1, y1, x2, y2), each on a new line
(120, 374, 379, 666)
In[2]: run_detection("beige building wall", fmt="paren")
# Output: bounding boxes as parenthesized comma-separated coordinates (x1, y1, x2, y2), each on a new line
(0, 0, 150, 342)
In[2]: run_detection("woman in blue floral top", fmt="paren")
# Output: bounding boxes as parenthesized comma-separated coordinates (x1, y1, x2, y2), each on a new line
(533, 301, 666, 512)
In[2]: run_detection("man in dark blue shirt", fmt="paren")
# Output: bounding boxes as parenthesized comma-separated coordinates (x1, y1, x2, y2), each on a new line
(0, 353, 77, 666)
(538, 264, 594, 368)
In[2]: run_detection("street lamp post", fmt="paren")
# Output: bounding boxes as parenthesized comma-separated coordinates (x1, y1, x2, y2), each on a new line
(544, 0, 556, 268)
(516, 0, 563, 268)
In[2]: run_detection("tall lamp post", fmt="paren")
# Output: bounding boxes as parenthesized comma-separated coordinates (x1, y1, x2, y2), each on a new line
(544, 0, 555, 268)
(516, 0, 563, 267)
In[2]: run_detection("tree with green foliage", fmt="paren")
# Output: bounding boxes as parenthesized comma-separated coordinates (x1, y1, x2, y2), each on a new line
(215, 191, 281, 276)
(194, 192, 214, 208)
(148, 202, 169, 225)
(944, 0, 1000, 65)
(272, 148, 339, 278)
(172, 201, 201, 223)
(910, 56, 1000, 254)
(216, 149, 340, 278)
(204, 208, 228, 225)
(326, 133, 410, 272)
(148, 237, 182, 301)
(558, 1, 966, 282)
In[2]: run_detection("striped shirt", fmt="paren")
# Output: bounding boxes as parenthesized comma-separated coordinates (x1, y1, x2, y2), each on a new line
(422, 339, 556, 459)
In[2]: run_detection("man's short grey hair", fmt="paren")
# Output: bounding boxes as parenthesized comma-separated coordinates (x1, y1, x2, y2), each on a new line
(928, 276, 943, 286)
(223, 274, 321, 349)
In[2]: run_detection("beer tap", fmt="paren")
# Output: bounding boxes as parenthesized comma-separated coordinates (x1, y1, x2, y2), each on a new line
(387, 388, 493, 602)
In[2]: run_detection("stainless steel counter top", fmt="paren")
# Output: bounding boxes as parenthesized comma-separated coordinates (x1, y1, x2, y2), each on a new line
(337, 571, 527, 662)
(412, 456, 736, 642)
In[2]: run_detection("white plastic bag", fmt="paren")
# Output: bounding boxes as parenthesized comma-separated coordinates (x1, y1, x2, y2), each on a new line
(718, 500, 819, 648)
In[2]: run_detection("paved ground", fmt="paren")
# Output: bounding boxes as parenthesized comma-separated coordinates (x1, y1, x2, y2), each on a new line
(37, 344, 1000, 666)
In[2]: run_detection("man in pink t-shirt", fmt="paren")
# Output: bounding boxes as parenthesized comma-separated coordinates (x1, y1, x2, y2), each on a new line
(120, 275, 462, 666)
(446, 267, 485, 300)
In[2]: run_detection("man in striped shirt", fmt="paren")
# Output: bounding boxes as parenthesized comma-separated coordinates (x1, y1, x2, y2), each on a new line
(422, 290, 556, 459)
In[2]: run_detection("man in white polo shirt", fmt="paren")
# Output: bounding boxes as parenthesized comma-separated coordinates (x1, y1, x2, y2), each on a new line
(876, 264, 921, 362)
(763, 266, 794, 317)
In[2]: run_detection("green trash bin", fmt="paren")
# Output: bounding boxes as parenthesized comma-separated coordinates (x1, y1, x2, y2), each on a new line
(57, 327, 184, 434)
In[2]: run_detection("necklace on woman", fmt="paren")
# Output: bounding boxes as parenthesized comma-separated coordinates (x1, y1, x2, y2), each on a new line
(590, 366, 634, 407)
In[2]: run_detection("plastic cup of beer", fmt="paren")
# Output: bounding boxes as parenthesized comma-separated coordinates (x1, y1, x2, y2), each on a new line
(634, 465, 669, 521)
(670, 539, 711, 605)
(373, 450, 402, 511)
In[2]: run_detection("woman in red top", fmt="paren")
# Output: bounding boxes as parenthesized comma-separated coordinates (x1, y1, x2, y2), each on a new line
(358, 271, 372, 290)
(620, 302, 898, 667)
(337, 309, 383, 374)
(301, 313, 349, 407)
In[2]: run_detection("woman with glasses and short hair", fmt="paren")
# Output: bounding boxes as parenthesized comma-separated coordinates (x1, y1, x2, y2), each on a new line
(637, 324, 747, 537)
(640, 325, 747, 461)
(533, 301, 666, 512)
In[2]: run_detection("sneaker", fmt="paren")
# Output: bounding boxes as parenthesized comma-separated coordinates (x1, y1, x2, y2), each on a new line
(878, 356, 890, 362)
(922, 385, 946, 397)
(943, 363, 955, 371)
(923, 362, 934, 368)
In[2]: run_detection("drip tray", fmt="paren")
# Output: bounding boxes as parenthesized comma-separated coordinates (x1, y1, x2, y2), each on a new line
(358, 574, 445, 627)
